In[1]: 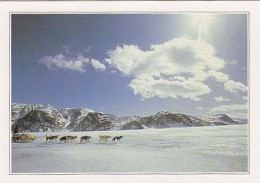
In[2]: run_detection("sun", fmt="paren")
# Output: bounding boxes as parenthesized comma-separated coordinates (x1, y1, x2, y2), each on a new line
(188, 13, 217, 40)
(189, 13, 216, 27)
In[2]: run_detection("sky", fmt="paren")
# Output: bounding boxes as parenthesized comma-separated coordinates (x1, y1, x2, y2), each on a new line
(12, 14, 248, 118)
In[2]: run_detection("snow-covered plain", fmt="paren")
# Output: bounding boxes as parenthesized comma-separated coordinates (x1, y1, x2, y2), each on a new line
(11, 124, 248, 173)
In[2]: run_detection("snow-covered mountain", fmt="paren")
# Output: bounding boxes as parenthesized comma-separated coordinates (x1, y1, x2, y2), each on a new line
(11, 103, 244, 132)
(12, 104, 70, 132)
(140, 111, 208, 128)
(73, 112, 115, 131)
(11, 103, 43, 123)
(59, 108, 94, 130)
(197, 114, 238, 126)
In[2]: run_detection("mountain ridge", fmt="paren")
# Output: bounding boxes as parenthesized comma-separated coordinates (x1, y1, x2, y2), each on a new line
(11, 103, 246, 132)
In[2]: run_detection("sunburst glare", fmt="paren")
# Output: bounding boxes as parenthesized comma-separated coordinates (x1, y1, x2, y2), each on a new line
(188, 13, 218, 40)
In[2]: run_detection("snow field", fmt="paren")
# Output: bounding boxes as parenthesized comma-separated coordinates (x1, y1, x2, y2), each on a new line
(11, 124, 248, 173)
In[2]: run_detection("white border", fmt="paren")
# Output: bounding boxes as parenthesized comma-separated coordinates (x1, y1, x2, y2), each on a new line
(1, 1, 260, 183)
(8, 11, 250, 176)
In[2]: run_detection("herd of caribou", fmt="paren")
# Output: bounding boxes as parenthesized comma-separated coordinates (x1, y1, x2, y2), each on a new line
(46, 134, 123, 143)
(11, 133, 123, 143)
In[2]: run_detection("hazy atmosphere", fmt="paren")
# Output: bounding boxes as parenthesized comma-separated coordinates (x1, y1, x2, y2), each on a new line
(12, 14, 248, 118)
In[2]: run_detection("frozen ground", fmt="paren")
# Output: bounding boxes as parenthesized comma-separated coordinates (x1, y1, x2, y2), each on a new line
(11, 124, 248, 173)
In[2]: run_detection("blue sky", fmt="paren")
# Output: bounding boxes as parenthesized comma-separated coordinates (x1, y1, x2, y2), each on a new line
(12, 14, 248, 118)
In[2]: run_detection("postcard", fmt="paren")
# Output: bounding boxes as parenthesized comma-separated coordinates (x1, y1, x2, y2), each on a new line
(1, 1, 260, 183)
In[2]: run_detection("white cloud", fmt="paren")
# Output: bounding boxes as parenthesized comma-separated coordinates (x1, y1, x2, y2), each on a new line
(39, 54, 106, 72)
(224, 80, 247, 92)
(105, 37, 227, 100)
(215, 96, 230, 102)
(106, 37, 225, 78)
(171, 76, 186, 81)
(91, 59, 106, 71)
(209, 104, 247, 113)
(196, 106, 204, 110)
(105, 37, 247, 100)
(129, 77, 211, 101)
(39, 54, 90, 73)
(208, 70, 229, 83)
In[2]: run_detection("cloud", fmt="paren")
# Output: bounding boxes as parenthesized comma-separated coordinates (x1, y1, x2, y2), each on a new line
(208, 70, 229, 83)
(224, 80, 247, 92)
(208, 104, 247, 113)
(91, 59, 106, 71)
(39, 54, 106, 73)
(215, 96, 230, 102)
(105, 37, 228, 100)
(171, 76, 186, 81)
(106, 37, 225, 77)
(129, 77, 211, 101)
(196, 106, 204, 110)
(39, 54, 90, 73)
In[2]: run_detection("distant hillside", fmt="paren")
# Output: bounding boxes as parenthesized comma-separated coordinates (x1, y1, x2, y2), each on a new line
(11, 103, 244, 132)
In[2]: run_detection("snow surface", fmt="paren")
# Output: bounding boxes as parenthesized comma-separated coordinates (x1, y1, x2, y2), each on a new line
(11, 124, 248, 173)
